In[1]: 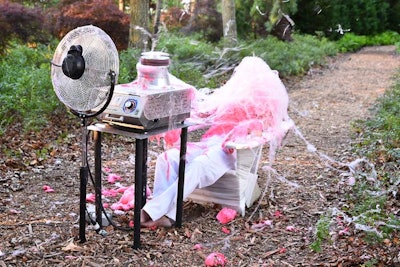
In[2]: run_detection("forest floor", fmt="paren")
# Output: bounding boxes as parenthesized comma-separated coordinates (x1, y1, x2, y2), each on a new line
(1, 46, 400, 266)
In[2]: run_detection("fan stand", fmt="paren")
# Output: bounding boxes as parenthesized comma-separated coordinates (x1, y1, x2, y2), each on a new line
(69, 70, 117, 243)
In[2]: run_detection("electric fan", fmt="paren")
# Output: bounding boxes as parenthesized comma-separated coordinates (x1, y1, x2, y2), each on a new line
(50, 25, 119, 242)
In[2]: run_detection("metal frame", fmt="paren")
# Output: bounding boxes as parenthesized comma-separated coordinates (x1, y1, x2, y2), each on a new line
(83, 122, 189, 249)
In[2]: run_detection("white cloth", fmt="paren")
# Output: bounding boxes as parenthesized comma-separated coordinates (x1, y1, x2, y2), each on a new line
(143, 136, 236, 221)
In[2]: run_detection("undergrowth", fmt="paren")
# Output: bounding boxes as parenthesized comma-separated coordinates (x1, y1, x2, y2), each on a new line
(1, 31, 399, 134)
(310, 70, 400, 255)
(0, 41, 60, 134)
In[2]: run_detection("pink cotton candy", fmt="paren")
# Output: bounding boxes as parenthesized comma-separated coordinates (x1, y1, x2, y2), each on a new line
(86, 193, 95, 203)
(193, 57, 290, 145)
(205, 252, 227, 267)
(286, 225, 297, 232)
(221, 226, 230, 234)
(216, 207, 237, 224)
(116, 186, 128, 193)
(107, 173, 121, 184)
(42, 185, 54, 193)
(101, 189, 119, 197)
(111, 185, 152, 211)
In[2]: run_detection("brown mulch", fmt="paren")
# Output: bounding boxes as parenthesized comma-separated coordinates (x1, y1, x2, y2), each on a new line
(1, 46, 400, 266)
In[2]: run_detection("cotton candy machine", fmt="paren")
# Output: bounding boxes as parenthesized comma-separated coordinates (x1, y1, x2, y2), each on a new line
(98, 52, 192, 131)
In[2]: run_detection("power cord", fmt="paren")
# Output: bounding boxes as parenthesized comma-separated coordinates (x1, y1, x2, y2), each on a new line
(84, 128, 134, 233)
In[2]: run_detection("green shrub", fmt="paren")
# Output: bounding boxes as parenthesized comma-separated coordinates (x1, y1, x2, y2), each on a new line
(118, 48, 141, 84)
(0, 42, 59, 134)
(241, 34, 337, 76)
(336, 31, 400, 53)
(294, 0, 391, 38)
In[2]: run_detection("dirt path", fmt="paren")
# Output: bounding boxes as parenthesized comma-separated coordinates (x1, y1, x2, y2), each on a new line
(0, 46, 399, 266)
(268, 45, 400, 265)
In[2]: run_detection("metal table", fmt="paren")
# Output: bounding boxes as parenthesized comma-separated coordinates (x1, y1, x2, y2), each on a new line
(85, 122, 189, 249)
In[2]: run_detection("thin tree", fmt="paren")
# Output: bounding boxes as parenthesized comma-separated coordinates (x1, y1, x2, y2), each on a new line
(118, 0, 125, 11)
(221, 0, 237, 47)
(129, 0, 150, 50)
(153, 0, 163, 34)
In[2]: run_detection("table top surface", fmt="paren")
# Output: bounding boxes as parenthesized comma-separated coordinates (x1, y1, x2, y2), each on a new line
(87, 121, 191, 139)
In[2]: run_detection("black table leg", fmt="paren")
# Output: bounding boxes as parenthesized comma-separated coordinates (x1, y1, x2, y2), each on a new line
(94, 131, 102, 227)
(175, 126, 188, 227)
(79, 165, 88, 243)
(142, 139, 148, 206)
(133, 139, 145, 249)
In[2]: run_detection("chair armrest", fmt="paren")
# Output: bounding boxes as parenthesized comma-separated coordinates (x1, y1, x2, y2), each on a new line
(224, 139, 263, 150)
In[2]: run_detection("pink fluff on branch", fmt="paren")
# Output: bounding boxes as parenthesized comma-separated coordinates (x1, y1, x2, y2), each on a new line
(216, 207, 237, 224)
(205, 252, 227, 267)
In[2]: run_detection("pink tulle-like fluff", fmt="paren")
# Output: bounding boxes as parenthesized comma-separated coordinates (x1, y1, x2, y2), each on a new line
(86, 193, 95, 203)
(193, 56, 290, 147)
(107, 173, 122, 184)
(111, 185, 153, 211)
(205, 252, 227, 267)
(42, 185, 54, 193)
(216, 207, 237, 224)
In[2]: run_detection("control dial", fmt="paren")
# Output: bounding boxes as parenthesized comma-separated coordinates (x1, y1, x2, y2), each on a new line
(123, 99, 137, 113)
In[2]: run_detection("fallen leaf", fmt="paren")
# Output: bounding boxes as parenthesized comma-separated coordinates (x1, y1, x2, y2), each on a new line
(62, 240, 84, 252)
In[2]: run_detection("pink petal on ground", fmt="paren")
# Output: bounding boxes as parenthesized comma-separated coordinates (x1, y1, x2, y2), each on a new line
(216, 207, 237, 224)
(107, 173, 122, 184)
(103, 203, 109, 208)
(86, 193, 95, 203)
(9, 209, 22, 214)
(339, 227, 350, 235)
(205, 252, 227, 267)
(192, 244, 203, 250)
(286, 225, 296, 232)
(221, 226, 230, 234)
(273, 210, 283, 218)
(279, 247, 287, 254)
(250, 220, 273, 230)
(42, 185, 55, 193)
(129, 221, 134, 228)
(103, 167, 112, 173)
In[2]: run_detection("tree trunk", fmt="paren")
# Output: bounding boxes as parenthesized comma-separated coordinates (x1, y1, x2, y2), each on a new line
(118, 0, 125, 11)
(153, 0, 163, 34)
(129, 0, 150, 50)
(221, 0, 237, 47)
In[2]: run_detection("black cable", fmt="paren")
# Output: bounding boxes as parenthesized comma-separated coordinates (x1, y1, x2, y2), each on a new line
(85, 129, 134, 232)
